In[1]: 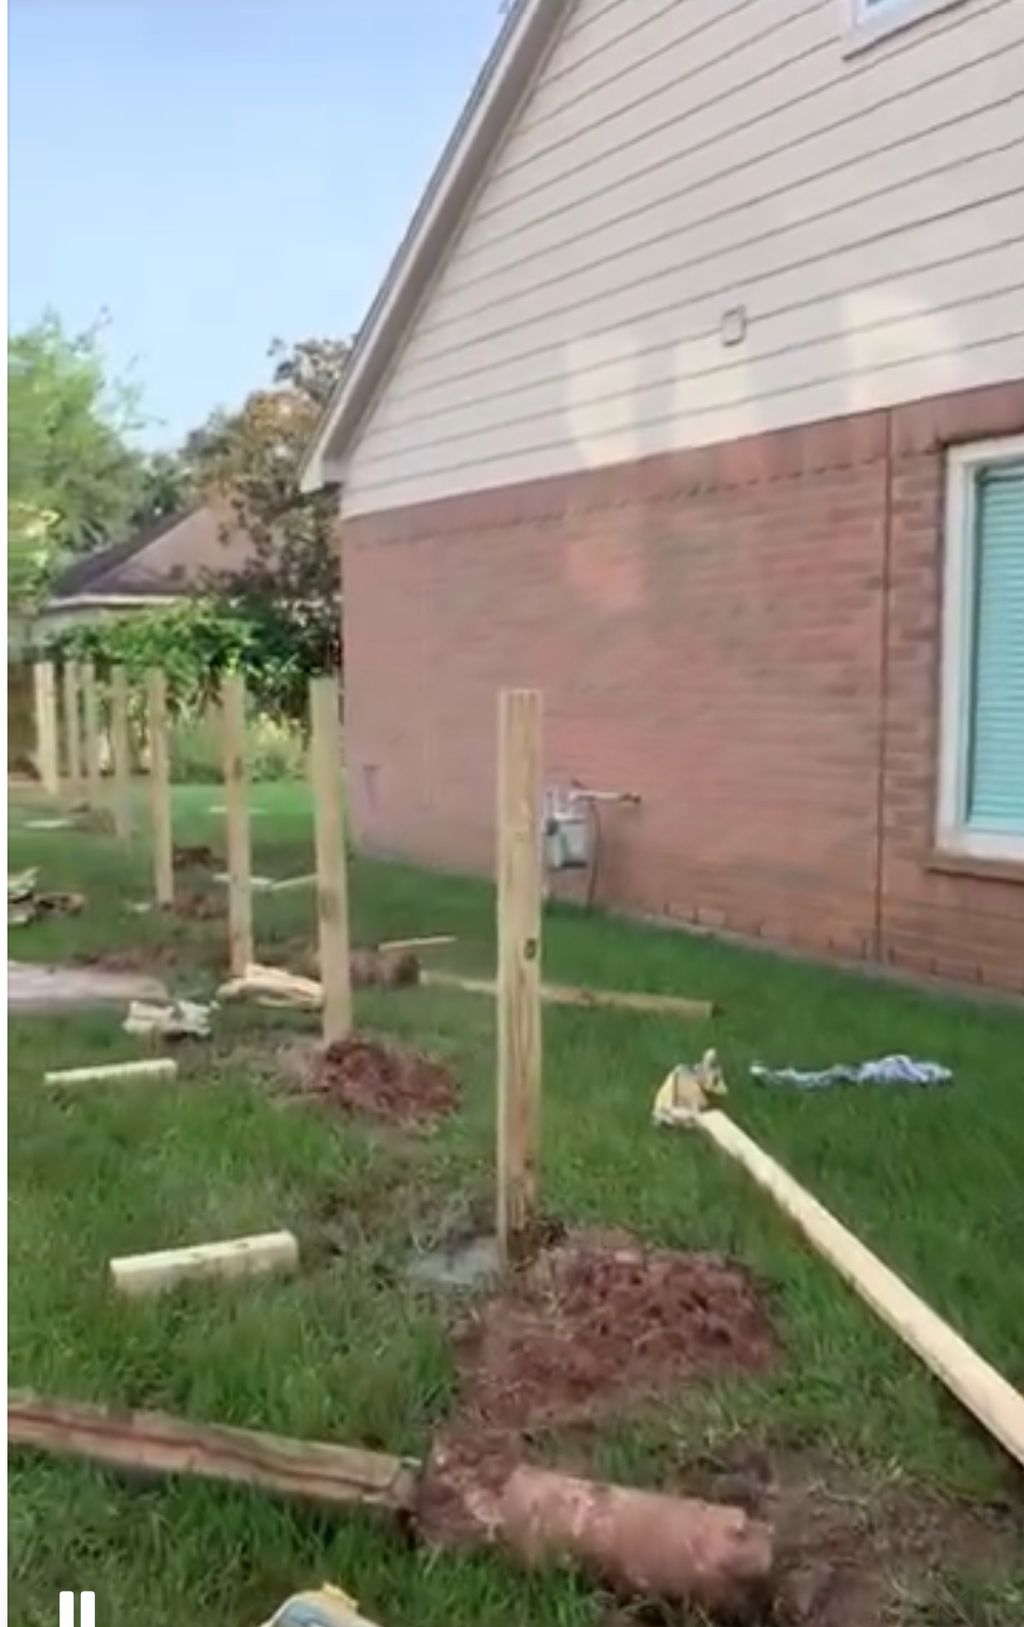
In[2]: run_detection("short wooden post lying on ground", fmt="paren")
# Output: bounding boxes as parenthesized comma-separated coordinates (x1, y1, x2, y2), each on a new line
(81, 660, 103, 809)
(33, 661, 60, 795)
(44, 1059, 178, 1089)
(109, 665, 133, 838)
(110, 1230, 299, 1297)
(496, 688, 543, 1265)
(694, 1110, 1024, 1470)
(62, 659, 83, 802)
(221, 671, 253, 976)
(309, 673, 352, 1044)
(146, 668, 174, 905)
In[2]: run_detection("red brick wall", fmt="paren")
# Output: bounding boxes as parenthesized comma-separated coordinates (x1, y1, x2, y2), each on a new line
(342, 382, 1024, 994)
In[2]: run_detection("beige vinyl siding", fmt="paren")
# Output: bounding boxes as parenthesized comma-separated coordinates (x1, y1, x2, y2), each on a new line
(343, 0, 1024, 516)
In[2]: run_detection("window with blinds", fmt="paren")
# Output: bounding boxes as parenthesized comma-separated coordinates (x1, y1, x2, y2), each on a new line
(938, 437, 1024, 865)
(966, 463, 1024, 834)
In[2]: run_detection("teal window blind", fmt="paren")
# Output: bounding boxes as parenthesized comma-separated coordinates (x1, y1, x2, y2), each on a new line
(966, 460, 1024, 833)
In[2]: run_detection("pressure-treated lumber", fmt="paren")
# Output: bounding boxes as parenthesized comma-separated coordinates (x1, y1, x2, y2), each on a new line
(421, 969, 713, 1020)
(62, 659, 83, 801)
(697, 1109, 1024, 1469)
(309, 674, 352, 1044)
(146, 668, 174, 905)
(81, 660, 103, 808)
(218, 962, 323, 1009)
(496, 688, 543, 1264)
(33, 661, 60, 795)
(8, 1391, 417, 1513)
(109, 665, 133, 837)
(44, 1058, 178, 1088)
(378, 935, 456, 953)
(110, 1229, 299, 1297)
(221, 672, 253, 976)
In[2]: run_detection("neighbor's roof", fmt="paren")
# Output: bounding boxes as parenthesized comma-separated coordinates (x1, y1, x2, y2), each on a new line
(43, 504, 256, 613)
(299, 0, 569, 493)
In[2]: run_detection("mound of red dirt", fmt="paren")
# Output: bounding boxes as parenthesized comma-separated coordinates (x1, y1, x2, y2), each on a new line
(311, 1035, 458, 1126)
(456, 1235, 776, 1432)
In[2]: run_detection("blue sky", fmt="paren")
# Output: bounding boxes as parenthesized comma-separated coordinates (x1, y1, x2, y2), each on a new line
(9, 0, 502, 447)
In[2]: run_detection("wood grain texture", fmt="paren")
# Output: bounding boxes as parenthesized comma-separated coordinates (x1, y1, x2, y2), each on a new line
(81, 660, 103, 808)
(221, 672, 253, 976)
(309, 674, 352, 1044)
(33, 661, 60, 795)
(496, 688, 543, 1263)
(698, 1109, 1024, 1469)
(62, 659, 83, 801)
(109, 665, 133, 837)
(146, 669, 174, 905)
(8, 1390, 419, 1513)
(110, 1230, 299, 1297)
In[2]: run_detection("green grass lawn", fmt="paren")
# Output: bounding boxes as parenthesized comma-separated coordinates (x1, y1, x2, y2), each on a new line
(8, 781, 1024, 1625)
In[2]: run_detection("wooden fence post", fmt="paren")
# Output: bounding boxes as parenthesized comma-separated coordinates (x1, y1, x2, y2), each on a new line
(33, 661, 60, 795)
(81, 661, 103, 809)
(146, 669, 174, 905)
(62, 659, 83, 803)
(496, 688, 543, 1264)
(309, 673, 352, 1045)
(110, 665, 133, 837)
(221, 671, 253, 976)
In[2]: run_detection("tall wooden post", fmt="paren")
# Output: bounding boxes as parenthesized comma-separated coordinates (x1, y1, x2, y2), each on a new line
(146, 669, 174, 905)
(33, 661, 60, 795)
(110, 665, 133, 838)
(496, 688, 543, 1264)
(309, 673, 352, 1045)
(62, 659, 83, 803)
(81, 661, 103, 809)
(221, 671, 253, 976)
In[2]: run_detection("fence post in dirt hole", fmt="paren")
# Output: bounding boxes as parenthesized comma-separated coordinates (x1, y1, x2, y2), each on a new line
(110, 665, 133, 838)
(496, 687, 543, 1266)
(33, 661, 60, 796)
(81, 661, 103, 810)
(221, 671, 253, 977)
(309, 672, 352, 1045)
(62, 659, 83, 804)
(146, 668, 174, 906)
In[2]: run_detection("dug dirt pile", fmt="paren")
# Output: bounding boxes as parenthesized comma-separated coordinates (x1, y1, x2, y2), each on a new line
(307, 1035, 458, 1126)
(453, 1234, 776, 1432)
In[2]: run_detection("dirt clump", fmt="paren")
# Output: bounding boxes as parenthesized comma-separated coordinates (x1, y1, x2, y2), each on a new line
(168, 892, 225, 921)
(172, 844, 218, 871)
(454, 1236, 776, 1435)
(304, 1034, 458, 1126)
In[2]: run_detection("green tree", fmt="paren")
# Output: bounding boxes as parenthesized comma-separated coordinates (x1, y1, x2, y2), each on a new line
(184, 335, 349, 717)
(7, 312, 145, 608)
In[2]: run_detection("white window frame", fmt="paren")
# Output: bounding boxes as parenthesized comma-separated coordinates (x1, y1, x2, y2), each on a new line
(843, 0, 967, 54)
(937, 435, 1024, 866)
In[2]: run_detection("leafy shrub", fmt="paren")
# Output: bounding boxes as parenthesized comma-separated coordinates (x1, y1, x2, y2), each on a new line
(169, 709, 307, 783)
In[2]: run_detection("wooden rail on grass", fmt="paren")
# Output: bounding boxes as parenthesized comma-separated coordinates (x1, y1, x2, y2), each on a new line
(696, 1110, 1024, 1470)
(146, 669, 174, 905)
(496, 688, 543, 1265)
(221, 672, 253, 976)
(309, 673, 352, 1044)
